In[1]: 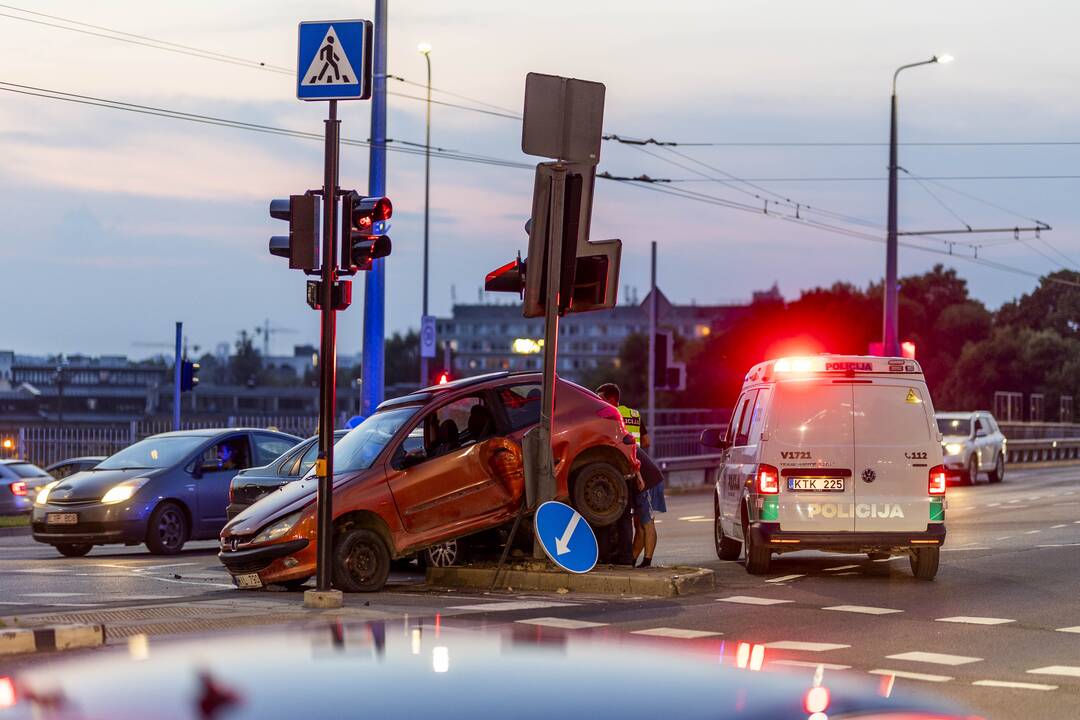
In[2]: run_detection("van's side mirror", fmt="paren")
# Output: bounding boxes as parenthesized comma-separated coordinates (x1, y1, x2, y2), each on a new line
(700, 428, 729, 450)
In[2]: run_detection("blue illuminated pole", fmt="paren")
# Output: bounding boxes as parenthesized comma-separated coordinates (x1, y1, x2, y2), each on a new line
(172, 321, 182, 431)
(361, 0, 388, 417)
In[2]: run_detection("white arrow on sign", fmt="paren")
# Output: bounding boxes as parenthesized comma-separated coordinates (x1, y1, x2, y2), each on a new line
(555, 512, 582, 555)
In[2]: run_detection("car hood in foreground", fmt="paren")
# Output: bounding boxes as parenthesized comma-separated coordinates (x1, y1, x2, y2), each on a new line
(223, 470, 362, 536)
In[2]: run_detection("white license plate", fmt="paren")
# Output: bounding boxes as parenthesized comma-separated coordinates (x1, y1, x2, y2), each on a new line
(234, 573, 263, 589)
(46, 513, 78, 525)
(787, 477, 845, 492)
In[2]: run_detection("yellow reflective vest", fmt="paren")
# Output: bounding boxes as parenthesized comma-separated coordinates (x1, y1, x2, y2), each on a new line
(618, 405, 643, 441)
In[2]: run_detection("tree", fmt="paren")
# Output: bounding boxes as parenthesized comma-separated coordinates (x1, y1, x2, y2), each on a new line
(996, 270, 1080, 340)
(384, 331, 421, 386)
(231, 330, 262, 386)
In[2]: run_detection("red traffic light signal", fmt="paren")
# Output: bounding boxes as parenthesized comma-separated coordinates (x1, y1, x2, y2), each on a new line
(437, 371, 451, 385)
(342, 191, 392, 272)
(485, 256, 525, 295)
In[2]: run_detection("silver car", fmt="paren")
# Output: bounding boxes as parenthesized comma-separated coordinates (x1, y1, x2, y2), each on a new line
(936, 411, 1006, 484)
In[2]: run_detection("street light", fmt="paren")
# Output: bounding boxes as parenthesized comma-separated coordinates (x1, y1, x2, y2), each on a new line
(418, 41, 433, 386)
(883, 54, 953, 357)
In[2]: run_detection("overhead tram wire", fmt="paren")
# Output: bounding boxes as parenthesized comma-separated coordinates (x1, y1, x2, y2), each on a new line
(602, 134, 1080, 148)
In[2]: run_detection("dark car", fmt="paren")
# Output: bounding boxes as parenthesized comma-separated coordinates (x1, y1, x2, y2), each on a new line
(31, 429, 300, 557)
(45, 456, 105, 480)
(227, 430, 348, 520)
(0, 460, 54, 515)
(0, 624, 975, 720)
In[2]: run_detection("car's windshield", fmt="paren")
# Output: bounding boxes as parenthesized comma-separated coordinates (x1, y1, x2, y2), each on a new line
(6, 462, 49, 478)
(937, 417, 971, 436)
(96, 435, 208, 470)
(335, 407, 420, 473)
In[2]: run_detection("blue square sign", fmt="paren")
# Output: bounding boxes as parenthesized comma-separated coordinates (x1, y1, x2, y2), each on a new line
(297, 20, 373, 101)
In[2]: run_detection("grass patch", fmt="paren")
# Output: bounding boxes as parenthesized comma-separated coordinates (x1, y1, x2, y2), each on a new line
(0, 514, 30, 528)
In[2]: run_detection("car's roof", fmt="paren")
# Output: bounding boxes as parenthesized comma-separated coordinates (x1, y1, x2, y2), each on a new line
(47, 456, 106, 465)
(0, 459, 40, 466)
(936, 411, 993, 418)
(148, 428, 302, 440)
(376, 371, 543, 411)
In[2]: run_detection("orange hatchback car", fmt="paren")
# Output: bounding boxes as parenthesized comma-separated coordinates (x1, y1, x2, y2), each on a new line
(219, 372, 639, 592)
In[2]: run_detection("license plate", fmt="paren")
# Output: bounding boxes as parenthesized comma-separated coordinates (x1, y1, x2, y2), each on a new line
(46, 513, 78, 525)
(787, 477, 845, 492)
(234, 573, 263, 589)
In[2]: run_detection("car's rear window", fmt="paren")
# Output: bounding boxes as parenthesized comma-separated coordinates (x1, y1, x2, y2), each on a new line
(5, 462, 49, 478)
(855, 385, 932, 444)
(770, 382, 852, 446)
(937, 418, 970, 436)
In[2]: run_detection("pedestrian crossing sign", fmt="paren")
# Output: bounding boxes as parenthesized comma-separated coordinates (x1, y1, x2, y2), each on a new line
(297, 20, 373, 101)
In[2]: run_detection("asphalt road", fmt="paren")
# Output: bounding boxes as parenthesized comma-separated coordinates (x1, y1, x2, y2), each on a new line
(2, 464, 1078, 720)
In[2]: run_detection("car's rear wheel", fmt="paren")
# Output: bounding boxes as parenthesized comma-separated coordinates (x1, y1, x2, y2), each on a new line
(988, 453, 1005, 483)
(570, 462, 628, 528)
(424, 538, 466, 568)
(145, 502, 189, 555)
(333, 528, 390, 593)
(909, 546, 940, 580)
(965, 455, 979, 485)
(715, 498, 741, 561)
(55, 543, 92, 558)
(742, 512, 771, 575)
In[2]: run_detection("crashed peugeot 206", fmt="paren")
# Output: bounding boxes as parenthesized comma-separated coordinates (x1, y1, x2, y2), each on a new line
(218, 372, 639, 592)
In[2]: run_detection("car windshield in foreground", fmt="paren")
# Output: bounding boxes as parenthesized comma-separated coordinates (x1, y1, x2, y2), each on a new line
(937, 418, 971, 436)
(96, 435, 208, 470)
(335, 406, 420, 473)
(6, 462, 49, 478)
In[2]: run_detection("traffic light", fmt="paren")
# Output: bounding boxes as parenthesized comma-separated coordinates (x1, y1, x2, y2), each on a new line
(485, 256, 525, 295)
(653, 331, 686, 391)
(269, 194, 319, 271)
(342, 191, 392, 272)
(436, 371, 451, 385)
(180, 360, 200, 392)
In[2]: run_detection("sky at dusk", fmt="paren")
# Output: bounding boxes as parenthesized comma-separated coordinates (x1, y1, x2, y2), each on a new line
(2, 0, 1078, 358)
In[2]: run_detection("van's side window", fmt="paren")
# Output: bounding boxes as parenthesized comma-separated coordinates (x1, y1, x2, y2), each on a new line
(746, 388, 771, 444)
(733, 390, 759, 447)
(726, 393, 752, 446)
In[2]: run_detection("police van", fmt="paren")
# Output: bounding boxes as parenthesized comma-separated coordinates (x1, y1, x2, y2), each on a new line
(700, 355, 947, 579)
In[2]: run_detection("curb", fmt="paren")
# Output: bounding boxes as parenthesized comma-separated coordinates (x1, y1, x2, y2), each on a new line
(427, 564, 714, 598)
(0, 624, 105, 656)
(0, 525, 31, 538)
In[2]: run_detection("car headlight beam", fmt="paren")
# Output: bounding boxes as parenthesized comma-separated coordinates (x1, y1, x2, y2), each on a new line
(35, 481, 59, 505)
(944, 443, 964, 456)
(252, 512, 302, 545)
(101, 478, 150, 505)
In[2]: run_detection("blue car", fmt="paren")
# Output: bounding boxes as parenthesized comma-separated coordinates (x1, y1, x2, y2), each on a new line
(31, 429, 300, 557)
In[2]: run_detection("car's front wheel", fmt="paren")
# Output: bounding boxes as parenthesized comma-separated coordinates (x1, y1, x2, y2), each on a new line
(55, 543, 92, 558)
(965, 455, 979, 485)
(715, 498, 741, 561)
(333, 528, 391, 593)
(145, 502, 189, 555)
(988, 453, 1005, 483)
(570, 462, 628, 528)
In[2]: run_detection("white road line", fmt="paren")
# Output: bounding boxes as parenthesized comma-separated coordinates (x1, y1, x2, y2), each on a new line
(869, 669, 952, 683)
(1055, 626, 1080, 634)
(771, 660, 851, 670)
(688, 518, 712, 523)
(942, 547, 991, 552)
(962, 506, 977, 511)
(765, 574, 804, 583)
(13, 568, 67, 574)
(823, 565, 859, 572)
(825, 605, 903, 615)
(1051, 524, 1068, 529)
(887, 651, 982, 666)
(1075, 520, 1080, 524)
(1008, 499, 1021, 504)
(450, 600, 578, 612)
(988, 502, 1002, 507)
(1038, 544, 1063, 548)
(515, 617, 607, 630)
(1024, 530, 1042, 535)
(973, 680, 1058, 691)
(134, 562, 199, 572)
(764, 641, 850, 652)
(1028, 666, 1080, 678)
(997, 536, 1012, 540)
(833, 572, 859, 576)
(630, 628, 722, 639)
(678, 515, 705, 521)
(716, 596, 792, 606)
(935, 616, 1015, 626)
(22, 592, 88, 598)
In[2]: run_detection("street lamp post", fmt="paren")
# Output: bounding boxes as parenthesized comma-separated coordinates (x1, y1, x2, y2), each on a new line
(418, 42, 432, 387)
(884, 54, 952, 357)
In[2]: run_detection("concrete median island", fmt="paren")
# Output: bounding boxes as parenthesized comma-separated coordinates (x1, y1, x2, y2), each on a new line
(426, 561, 714, 597)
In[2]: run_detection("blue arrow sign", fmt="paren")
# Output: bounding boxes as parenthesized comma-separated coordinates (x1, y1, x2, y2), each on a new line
(534, 501, 598, 574)
(297, 20, 373, 101)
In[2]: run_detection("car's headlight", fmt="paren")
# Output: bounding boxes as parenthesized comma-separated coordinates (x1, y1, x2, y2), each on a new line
(101, 478, 150, 504)
(35, 481, 59, 505)
(944, 443, 964, 456)
(252, 512, 302, 544)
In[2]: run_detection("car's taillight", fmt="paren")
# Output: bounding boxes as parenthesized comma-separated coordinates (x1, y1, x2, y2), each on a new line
(9, 481, 27, 496)
(756, 464, 779, 494)
(928, 465, 947, 495)
(596, 405, 625, 428)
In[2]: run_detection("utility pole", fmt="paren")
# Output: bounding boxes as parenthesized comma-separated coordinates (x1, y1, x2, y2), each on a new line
(173, 321, 182, 431)
(419, 42, 433, 387)
(647, 241, 657, 434)
(361, 0, 388, 417)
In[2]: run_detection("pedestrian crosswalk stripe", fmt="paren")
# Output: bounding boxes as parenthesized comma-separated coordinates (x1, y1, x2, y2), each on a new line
(823, 565, 859, 572)
(1024, 530, 1042, 534)
(765, 574, 804, 583)
(870, 669, 952, 683)
(825, 605, 903, 615)
(1055, 626, 1080, 634)
(771, 659, 851, 670)
(935, 616, 1015, 625)
(764, 641, 850, 652)
(515, 617, 607, 630)
(1027, 666, 1080, 678)
(1051, 524, 1068, 528)
(630, 628, 722, 639)
(450, 600, 578, 612)
(717, 596, 793, 606)
(973, 680, 1058, 691)
(887, 651, 982, 666)
(678, 515, 705, 521)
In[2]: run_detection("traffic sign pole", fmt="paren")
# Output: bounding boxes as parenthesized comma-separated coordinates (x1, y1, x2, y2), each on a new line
(173, 321, 182, 432)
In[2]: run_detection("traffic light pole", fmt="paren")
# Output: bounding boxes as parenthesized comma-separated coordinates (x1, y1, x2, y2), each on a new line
(315, 99, 341, 595)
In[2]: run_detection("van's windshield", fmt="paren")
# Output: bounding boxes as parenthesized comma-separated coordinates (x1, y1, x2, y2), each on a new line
(770, 382, 853, 445)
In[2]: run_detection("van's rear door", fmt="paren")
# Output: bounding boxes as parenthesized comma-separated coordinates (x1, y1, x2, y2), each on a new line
(852, 381, 936, 532)
(768, 381, 855, 532)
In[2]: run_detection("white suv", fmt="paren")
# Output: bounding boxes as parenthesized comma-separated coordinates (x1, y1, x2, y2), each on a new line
(936, 411, 1006, 484)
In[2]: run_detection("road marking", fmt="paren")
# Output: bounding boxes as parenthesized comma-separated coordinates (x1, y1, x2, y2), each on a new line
(1008, 499, 1021, 504)
(825, 605, 903, 615)
(1038, 544, 1064, 548)
(1027, 666, 1080, 678)
(823, 564, 859, 572)
(515, 617, 607, 630)
(13, 568, 67, 574)
(764, 641, 849, 652)
(1075, 520, 1080, 524)
(771, 660, 851, 670)
(450, 600, 578, 612)
(942, 547, 991, 552)
(1024, 530, 1042, 535)
(22, 592, 88, 598)
(997, 536, 1012, 540)
(1055, 626, 1080, 634)
(134, 562, 200, 572)
(765, 574, 804, 583)
(869, 669, 952, 683)
(717, 596, 792, 606)
(886, 651, 982, 666)
(962, 506, 976, 511)
(973, 680, 1058, 691)
(936, 616, 1015, 625)
(688, 518, 712, 523)
(630, 628, 722, 639)
(988, 502, 1002, 507)
(833, 571, 859, 575)
(678, 515, 705, 521)
(1051, 524, 1067, 529)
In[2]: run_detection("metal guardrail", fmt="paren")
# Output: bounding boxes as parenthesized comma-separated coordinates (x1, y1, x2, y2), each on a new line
(1005, 438, 1080, 464)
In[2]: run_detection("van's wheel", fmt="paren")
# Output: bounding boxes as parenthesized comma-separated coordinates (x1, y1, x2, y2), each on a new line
(965, 455, 979, 485)
(909, 546, 940, 580)
(333, 528, 391, 592)
(570, 462, 628, 528)
(988, 453, 1005, 483)
(715, 498, 741, 560)
(145, 502, 189, 555)
(55, 543, 92, 558)
(742, 513, 771, 575)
